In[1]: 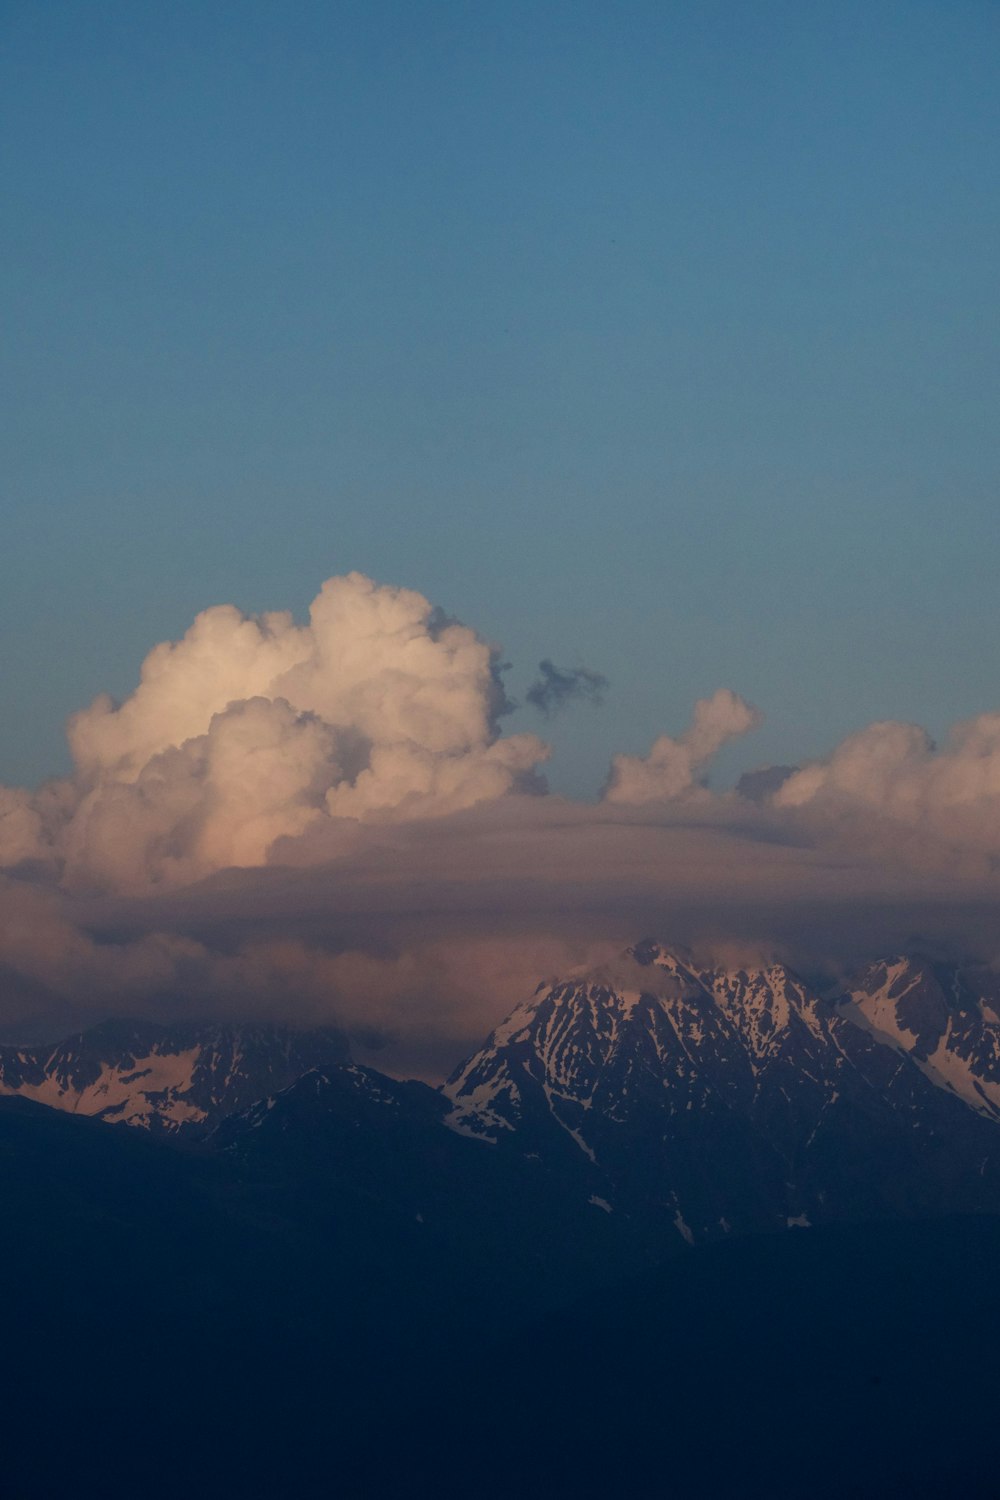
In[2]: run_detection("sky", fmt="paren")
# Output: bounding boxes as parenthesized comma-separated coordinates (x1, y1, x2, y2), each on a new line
(4, 0, 999, 800)
(2, 2, 1000, 1072)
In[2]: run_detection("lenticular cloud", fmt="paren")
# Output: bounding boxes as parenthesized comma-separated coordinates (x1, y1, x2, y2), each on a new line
(0, 573, 547, 891)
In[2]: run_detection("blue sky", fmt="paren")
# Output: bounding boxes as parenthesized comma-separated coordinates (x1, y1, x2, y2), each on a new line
(3, 0, 999, 798)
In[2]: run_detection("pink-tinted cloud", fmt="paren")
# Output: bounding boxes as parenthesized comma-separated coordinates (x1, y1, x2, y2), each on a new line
(1, 574, 547, 892)
(604, 689, 761, 804)
(5, 572, 1000, 1077)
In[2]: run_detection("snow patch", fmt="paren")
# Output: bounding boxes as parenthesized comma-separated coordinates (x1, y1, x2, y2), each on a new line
(673, 1210, 695, 1245)
(0, 1047, 207, 1128)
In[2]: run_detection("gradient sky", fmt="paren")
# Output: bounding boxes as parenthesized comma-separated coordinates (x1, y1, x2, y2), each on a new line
(4, 0, 999, 799)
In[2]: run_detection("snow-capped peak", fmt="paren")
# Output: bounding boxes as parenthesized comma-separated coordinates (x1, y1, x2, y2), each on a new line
(440, 941, 1000, 1245)
(441, 945, 827, 1152)
(0, 1019, 347, 1134)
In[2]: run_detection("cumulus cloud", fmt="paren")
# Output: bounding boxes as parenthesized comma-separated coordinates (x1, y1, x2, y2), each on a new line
(773, 713, 1000, 855)
(604, 689, 761, 804)
(0, 574, 547, 892)
(525, 659, 609, 715)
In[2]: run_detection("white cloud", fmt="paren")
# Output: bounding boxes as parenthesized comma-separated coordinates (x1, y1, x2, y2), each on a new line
(0, 573, 547, 891)
(773, 712, 1000, 854)
(604, 688, 761, 805)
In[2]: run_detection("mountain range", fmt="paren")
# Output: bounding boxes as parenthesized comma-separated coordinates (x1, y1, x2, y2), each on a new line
(6, 942, 1000, 1238)
(6, 941, 1000, 1496)
(443, 942, 1000, 1237)
(0, 1017, 346, 1132)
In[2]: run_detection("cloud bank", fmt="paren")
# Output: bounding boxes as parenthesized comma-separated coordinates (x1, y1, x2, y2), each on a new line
(4, 570, 1000, 1075)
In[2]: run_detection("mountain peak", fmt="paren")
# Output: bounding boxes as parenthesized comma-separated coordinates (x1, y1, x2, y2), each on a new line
(0, 1019, 348, 1134)
(441, 940, 1000, 1242)
(628, 938, 694, 972)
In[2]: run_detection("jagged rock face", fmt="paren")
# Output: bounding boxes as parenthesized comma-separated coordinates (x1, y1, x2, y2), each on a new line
(443, 943, 1000, 1244)
(846, 956, 1000, 1118)
(8, 943, 1000, 1254)
(0, 1019, 347, 1133)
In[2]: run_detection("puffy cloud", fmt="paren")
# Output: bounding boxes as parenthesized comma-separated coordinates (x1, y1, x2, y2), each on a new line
(0, 573, 547, 892)
(0, 780, 76, 868)
(58, 696, 346, 892)
(67, 602, 311, 782)
(0, 787, 52, 867)
(604, 689, 761, 805)
(773, 713, 1000, 854)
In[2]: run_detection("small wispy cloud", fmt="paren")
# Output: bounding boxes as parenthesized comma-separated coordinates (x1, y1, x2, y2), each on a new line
(525, 659, 609, 716)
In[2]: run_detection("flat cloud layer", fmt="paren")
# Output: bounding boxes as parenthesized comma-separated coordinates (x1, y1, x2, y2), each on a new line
(3, 571, 1000, 1077)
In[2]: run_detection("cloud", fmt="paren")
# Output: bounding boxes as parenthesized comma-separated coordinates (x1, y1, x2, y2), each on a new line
(0, 875, 212, 1037)
(8, 571, 1000, 1077)
(0, 864, 620, 1072)
(735, 765, 798, 804)
(772, 713, 1000, 856)
(604, 689, 762, 804)
(525, 659, 609, 715)
(4, 780, 1000, 1074)
(0, 574, 548, 892)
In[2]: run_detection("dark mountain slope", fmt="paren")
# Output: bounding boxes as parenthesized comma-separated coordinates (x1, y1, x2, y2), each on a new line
(0, 1079, 640, 1500)
(364, 1213, 1000, 1500)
